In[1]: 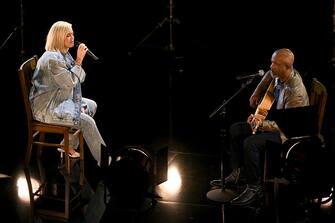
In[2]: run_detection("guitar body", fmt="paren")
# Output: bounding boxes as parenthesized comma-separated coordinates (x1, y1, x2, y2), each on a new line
(251, 79, 276, 134)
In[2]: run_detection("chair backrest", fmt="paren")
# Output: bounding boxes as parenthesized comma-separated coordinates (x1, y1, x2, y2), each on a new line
(309, 78, 327, 138)
(18, 55, 38, 131)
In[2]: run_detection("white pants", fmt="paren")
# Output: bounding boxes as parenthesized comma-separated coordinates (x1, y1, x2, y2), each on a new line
(69, 97, 106, 166)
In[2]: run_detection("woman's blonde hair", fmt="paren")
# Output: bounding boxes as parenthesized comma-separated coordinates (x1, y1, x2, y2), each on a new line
(45, 21, 72, 53)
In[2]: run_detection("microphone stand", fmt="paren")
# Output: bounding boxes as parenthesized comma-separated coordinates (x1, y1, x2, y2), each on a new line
(19, 0, 25, 62)
(1, 0, 25, 63)
(128, 0, 182, 149)
(207, 77, 256, 204)
(0, 27, 19, 52)
(127, 0, 180, 55)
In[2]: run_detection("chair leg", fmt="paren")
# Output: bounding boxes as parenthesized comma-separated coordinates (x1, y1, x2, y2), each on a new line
(37, 133, 46, 191)
(273, 178, 280, 223)
(24, 166, 34, 223)
(26, 130, 85, 221)
(79, 132, 85, 187)
(65, 167, 71, 219)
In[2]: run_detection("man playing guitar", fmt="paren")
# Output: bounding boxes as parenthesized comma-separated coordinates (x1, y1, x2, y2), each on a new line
(211, 48, 310, 206)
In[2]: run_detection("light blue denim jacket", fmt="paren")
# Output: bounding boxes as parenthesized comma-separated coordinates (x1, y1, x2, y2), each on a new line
(30, 50, 86, 126)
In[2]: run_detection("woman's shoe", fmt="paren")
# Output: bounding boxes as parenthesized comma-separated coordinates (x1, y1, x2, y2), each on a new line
(57, 148, 65, 153)
(57, 148, 80, 158)
(69, 151, 80, 158)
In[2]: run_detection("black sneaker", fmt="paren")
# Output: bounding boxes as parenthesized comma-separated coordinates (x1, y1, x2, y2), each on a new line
(224, 168, 240, 185)
(209, 179, 222, 187)
(230, 184, 263, 206)
(210, 168, 241, 187)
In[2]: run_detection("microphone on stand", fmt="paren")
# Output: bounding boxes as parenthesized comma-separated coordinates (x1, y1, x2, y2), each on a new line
(75, 41, 99, 61)
(236, 70, 265, 80)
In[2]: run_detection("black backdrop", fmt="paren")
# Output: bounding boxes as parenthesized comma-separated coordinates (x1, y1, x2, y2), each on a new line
(1, 0, 334, 174)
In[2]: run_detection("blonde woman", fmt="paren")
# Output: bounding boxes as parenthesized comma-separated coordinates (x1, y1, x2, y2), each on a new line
(30, 21, 106, 166)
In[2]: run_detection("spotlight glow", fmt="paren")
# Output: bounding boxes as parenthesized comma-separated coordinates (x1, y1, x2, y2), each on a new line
(320, 197, 333, 209)
(16, 176, 40, 203)
(158, 165, 182, 198)
(313, 187, 334, 209)
(320, 187, 334, 209)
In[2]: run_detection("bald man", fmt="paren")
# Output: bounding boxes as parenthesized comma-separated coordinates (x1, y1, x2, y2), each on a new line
(210, 48, 310, 206)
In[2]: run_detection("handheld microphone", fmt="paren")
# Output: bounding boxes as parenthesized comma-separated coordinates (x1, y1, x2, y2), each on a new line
(75, 41, 99, 61)
(236, 70, 265, 80)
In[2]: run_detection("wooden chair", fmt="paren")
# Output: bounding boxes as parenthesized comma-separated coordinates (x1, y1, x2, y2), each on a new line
(19, 55, 85, 222)
(263, 78, 328, 223)
(309, 78, 328, 143)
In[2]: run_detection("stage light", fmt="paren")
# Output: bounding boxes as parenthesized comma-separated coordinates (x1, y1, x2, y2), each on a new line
(158, 165, 182, 198)
(16, 176, 40, 203)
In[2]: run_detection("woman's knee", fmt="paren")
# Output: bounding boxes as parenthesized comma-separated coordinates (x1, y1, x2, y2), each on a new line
(80, 114, 96, 129)
(82, 98, 97, 117)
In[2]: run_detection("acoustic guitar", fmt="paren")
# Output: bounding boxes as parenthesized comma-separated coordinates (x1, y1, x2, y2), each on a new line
(251, 78, 276, 134)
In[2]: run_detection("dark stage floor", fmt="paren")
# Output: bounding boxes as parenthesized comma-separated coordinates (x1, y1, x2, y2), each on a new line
(1, 126, 334, 223)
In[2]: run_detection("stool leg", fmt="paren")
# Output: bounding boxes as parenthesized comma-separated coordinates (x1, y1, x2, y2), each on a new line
(65, 155, 71, 219)
(79, 132, 85, 187)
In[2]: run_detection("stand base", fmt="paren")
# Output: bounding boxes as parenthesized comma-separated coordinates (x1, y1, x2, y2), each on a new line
(206, 188, 240, 203)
